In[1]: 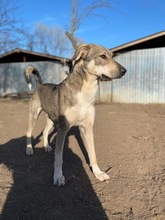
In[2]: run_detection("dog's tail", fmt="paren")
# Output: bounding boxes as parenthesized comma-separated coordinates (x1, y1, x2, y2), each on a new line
(24, 65, 43, 90)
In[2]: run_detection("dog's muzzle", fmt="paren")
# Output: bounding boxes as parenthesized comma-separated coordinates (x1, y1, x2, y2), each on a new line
(99, 67, 127, 81)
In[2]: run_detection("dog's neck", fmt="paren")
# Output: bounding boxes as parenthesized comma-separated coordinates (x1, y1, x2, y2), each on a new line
(74, 65, 99, 101)
(64, 65, 99, 102)
(73, 63, 98, 81)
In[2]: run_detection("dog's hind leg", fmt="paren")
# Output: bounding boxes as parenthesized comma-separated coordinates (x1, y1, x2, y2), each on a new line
(79, 106, 110, 182)
(43, 115, 53, 152)
(26, 98, 42, 155)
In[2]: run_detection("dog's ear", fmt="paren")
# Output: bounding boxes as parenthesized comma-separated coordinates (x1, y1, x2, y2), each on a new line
(72, 44, 90, 67)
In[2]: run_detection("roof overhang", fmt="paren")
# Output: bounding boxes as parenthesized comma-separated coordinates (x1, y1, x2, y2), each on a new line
(0, 48, 71, 63)
(110, 31, 165, 56)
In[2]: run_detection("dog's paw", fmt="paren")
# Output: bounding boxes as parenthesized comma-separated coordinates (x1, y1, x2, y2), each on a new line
(53, 175, 65, 186)
(94, 171, 110, 182)
(44, 145, 52, 152)
(26, 147, 34, 155)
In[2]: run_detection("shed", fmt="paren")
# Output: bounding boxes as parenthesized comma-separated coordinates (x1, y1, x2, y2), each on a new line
(0, 48, 71, 96)
(98, 31, 165, 104)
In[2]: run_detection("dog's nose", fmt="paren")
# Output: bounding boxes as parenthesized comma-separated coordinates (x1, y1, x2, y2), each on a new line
(121, 67, 127, 75)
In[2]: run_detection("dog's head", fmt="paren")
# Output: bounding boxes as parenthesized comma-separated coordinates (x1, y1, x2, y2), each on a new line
(72, 44, 126, 81)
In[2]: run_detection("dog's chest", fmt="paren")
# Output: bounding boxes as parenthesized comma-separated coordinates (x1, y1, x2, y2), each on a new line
(65, 84, 98, 125)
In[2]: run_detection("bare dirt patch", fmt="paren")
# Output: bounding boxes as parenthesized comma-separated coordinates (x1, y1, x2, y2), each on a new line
(0, 100, 165, 220)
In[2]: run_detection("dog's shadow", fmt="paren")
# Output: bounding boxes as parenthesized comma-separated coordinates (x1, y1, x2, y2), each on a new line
(0, 127, 108, 220)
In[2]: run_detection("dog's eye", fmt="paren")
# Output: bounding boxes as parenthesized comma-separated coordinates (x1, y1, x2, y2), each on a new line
(100, 54, 107, 59)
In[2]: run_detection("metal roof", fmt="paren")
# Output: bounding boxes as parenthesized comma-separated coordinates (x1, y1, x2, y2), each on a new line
(110, 30, 165, 55)
(0, 48, 71, 63)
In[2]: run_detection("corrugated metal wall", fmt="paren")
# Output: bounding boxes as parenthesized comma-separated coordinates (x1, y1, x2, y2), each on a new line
(97, 81, 112, 103)
(0, 61, 69, 94)
(1, 47, 165, 104)
(99, 47, 165, 104)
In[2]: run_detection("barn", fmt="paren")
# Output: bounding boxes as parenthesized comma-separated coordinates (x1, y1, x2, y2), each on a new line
(98, 30, 165, 104)
(0, 48, 70, 97)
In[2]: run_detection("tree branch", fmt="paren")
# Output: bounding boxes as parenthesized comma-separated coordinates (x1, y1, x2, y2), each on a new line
(65, 31, 78, 51)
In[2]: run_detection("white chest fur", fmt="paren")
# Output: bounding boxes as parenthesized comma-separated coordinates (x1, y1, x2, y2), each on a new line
(64, 81, 98, 125)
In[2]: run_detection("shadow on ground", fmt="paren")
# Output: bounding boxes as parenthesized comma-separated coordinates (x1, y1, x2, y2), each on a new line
(0, 127, 108, 220)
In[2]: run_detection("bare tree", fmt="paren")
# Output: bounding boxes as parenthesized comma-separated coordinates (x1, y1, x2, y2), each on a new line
(24, 23, 71, 57)
(66, 0, 112, 50)
(0, 0, 21, 53)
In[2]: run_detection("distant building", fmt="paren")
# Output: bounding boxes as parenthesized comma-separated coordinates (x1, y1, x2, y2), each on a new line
(98, 31, 165, 104)
(1, 31, 165, 103)
(0, 48, 70, 96)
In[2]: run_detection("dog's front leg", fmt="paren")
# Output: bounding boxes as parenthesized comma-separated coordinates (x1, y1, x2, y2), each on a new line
(79, 106, 110, 182)
(53, 124, 68, 186)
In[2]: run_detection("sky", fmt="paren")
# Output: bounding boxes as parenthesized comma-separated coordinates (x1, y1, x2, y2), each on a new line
(19, 0, 165, 50)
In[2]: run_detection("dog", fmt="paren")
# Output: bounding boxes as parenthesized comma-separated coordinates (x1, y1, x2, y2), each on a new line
(24, 44, 126, 186)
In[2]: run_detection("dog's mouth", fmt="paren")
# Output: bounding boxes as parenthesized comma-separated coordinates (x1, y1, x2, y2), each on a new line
(99, 74, 112, 81)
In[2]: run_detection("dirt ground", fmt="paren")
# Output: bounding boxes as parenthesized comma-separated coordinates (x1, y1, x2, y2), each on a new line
(0, 100, 165, 220)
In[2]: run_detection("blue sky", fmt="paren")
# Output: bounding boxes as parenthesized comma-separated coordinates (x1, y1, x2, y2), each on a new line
(20, 0, 165, 49)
